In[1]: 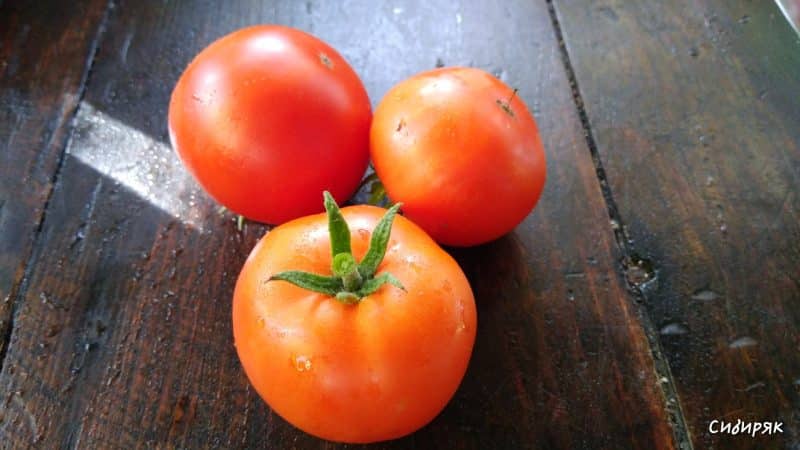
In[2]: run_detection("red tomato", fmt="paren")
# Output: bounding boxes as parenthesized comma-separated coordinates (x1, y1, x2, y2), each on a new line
(169, 26, 371, 224)
(370, 67, 547, 246)
(233, 195, 476, 443)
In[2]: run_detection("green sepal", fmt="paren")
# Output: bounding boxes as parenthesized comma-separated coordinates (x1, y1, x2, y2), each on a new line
(324, 191, 351, 258)
(368, 179, 388, 206)
(358, 202, 402, 279)
(356, 172, 389, 207)
(357, 272, 405, 297)
(267, 194, 405, 304)
(268, 271, 343, 296)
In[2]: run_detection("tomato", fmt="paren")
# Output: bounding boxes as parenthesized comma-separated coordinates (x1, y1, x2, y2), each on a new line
(370, 67, 546, 246)
(233, 193, 476, 443)
(169, 26, 371, 224)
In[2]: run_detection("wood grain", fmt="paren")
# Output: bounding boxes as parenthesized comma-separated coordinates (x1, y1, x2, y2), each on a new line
(2, 0, 676, 448)
(554, 0, 800, 448)
(0, 0, 109, 365)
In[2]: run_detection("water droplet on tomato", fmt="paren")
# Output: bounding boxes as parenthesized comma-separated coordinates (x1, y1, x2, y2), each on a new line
(456, 300, 467, 332)
(293, 355, 313, 372)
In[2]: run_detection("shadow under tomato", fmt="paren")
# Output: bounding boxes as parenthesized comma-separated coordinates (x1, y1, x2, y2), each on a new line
(379, 233, 547, 449)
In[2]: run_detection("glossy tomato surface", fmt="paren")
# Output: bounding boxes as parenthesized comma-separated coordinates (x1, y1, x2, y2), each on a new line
(370, 67, 546, 246)
(169, 26, 371, 224)
(233, 205, 476, 443)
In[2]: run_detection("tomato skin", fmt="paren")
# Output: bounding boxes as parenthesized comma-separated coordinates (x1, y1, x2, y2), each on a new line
(169, 26, 371, 224)
(370, 67, 546, 246)
(232, 205, 476, 443)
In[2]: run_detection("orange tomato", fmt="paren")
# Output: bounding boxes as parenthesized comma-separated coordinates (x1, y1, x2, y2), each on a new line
(370, 67, 546, 246)
(232, 197, 476, 443)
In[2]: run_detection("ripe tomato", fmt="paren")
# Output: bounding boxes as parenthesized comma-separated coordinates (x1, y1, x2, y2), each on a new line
(233, 193, 476, 443)
(370, 67, 546, 246)
(169, 26, 371, 224)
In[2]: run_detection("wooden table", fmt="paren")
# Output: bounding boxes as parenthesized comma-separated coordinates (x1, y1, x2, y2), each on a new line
(1, 1, 798, 449)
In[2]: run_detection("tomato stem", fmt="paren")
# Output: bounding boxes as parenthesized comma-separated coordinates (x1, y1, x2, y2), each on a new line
(507, 87, 519, 105)
(496, 88, 519, 117)
(267, 192, 405, 303)
(333, 253, 362, 291)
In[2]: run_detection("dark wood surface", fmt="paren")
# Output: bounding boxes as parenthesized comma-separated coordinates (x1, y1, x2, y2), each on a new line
(0, 0, 109, 373)
(555, 1, 800, 448)
(0, 0, 796, 449)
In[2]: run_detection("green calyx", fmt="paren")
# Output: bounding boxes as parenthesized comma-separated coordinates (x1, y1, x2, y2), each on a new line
(268, 191, 405, 304)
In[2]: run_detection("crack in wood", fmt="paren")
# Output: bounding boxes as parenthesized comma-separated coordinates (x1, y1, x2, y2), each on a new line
(0, 0, 116, 375)
(545, 1, 694, 449)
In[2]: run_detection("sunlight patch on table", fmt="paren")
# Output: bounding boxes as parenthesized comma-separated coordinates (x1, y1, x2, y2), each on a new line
(68, 102, 207, 229)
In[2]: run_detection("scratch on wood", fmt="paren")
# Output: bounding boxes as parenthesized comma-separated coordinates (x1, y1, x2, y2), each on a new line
(12, 391, 40, 444)
(71, 179, 103, 251)
(241, 383, 250, 446)
(774, 190, 796, 226)
(120, 29, 135, 65)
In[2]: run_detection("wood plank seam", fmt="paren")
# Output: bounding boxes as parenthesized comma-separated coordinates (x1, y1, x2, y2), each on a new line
(0, 0, 116, 374)
(543, 1, 694, 448)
